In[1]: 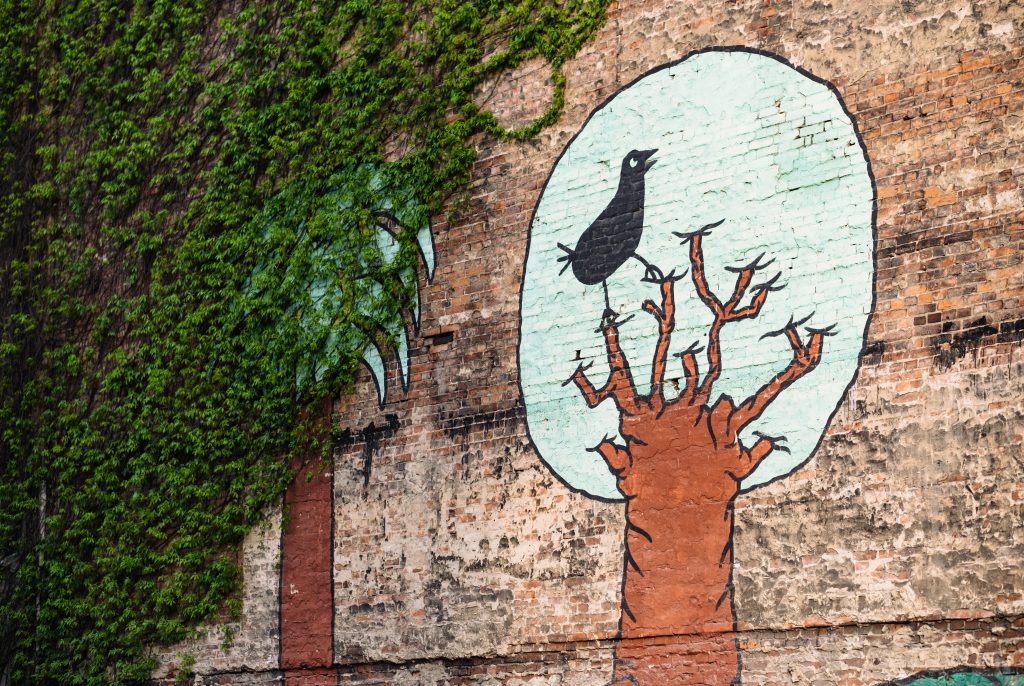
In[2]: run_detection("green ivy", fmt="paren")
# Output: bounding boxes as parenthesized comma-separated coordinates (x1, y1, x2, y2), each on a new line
(0, 1, 609, 683)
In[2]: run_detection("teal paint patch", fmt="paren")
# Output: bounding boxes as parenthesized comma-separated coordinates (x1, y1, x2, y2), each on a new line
(519, 49, 875, 500)
(244, 171, 434, 405)
(886, 669, 1024, 686)
(361, 342, 387, 407)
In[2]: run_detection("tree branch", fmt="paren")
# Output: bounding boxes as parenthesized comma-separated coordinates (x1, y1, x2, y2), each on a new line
(685, 229, 723, 317)
(673, 340, 703, 404)
(641, 274, 684, 412)
(729, 317, 835, 431)
(565, 317, 642, 416)
(588, 436, 632, 474)
(675, 223, 783, 406)
(732, 431, 789, 480)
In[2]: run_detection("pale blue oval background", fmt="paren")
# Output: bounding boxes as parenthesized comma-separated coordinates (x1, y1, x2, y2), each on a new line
(519, 50, 874, 501)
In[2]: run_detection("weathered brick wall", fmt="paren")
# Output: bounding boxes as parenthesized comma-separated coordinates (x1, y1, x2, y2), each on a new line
(154, 0, 1023, 683)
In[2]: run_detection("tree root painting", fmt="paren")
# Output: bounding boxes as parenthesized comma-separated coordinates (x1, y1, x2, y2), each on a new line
(565, 228, 831, 685)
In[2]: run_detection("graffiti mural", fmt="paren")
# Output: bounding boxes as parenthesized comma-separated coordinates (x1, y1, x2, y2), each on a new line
(518, 47, 876, 684)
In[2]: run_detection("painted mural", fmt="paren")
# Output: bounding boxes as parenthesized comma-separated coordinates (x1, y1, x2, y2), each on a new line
(266, 46, 1022, 686)
(518, 47, 876, 685)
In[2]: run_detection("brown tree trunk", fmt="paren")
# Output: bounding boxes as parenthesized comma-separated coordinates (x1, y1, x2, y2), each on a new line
(612, 404, 742, 686)
(567, 229, 830, 685)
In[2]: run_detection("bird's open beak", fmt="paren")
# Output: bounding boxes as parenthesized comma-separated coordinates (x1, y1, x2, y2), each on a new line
(642, 149, 658, 171)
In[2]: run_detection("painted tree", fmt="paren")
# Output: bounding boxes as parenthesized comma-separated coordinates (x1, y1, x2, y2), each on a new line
(565, 224, 833, 685)
(518, 49, 877, 685)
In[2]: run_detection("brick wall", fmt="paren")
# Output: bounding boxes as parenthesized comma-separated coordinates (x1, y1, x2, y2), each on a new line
(154, 1, 1023, 683)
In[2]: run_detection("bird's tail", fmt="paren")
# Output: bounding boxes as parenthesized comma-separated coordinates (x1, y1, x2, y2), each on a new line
(556, 242, 575, 275)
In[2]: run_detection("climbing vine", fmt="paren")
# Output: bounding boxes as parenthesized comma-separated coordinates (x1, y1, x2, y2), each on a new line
(0, 1, 609, 682)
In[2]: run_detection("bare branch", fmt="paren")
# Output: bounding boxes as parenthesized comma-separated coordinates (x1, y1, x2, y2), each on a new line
(642, 277, 678, 412)
(732, 432, 788, 480)
(695, 319, 725, 407)
(678, 227, 723, 317)
(673, 340, 703, 402)
(675, 223, 785, 406)
(708, 396, 737, 449)
(588, 436, 632, 474)
(723, 253, 773, 312)
(730, 318, 836, 431)
(759, 312, 815, 341)
(565, 318, 642, 416)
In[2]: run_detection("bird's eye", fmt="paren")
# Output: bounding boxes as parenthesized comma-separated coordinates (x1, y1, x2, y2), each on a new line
(629, 157, 639, 168)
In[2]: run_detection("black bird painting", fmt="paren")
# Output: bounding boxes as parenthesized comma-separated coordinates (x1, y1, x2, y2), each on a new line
(557, 148, 660, 313)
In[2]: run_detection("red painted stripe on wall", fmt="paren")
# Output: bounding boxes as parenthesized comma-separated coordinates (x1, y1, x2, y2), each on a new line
(280, 402, 334, 675)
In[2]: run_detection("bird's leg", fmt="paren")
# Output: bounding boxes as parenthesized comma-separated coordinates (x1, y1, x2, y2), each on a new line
(632, 253, 664, 283)
(599, 281, 636, 329)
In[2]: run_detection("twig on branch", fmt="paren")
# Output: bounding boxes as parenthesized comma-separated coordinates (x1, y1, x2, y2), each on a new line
(732, 431, 788, 480)
(588, 436, 632, 473)
(672, 340, 704, 402)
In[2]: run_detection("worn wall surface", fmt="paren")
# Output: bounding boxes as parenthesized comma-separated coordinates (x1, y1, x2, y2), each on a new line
(154, 0, 1023, 684)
